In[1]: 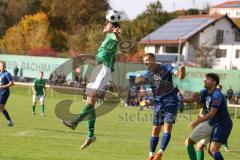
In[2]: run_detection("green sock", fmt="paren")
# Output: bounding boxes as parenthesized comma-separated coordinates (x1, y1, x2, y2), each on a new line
(74, 104, 93, 123)
(196, 151, 204, 160)
(187, 144, 197, 160)
(41, 104, 45, 113)
(87, 108, 96, 138)
(32, 105, 36, 113)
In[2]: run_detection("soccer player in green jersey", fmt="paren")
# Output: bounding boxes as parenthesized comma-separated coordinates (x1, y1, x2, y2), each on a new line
(62, 20, 121, 149)
(32, 71, 46, 116)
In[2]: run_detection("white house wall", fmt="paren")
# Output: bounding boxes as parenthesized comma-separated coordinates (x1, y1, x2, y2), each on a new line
(199, 17, 237, 45)
(210, 8, 240, 18)
(144, 45, 156, 53)
(213, 44, 240, 69)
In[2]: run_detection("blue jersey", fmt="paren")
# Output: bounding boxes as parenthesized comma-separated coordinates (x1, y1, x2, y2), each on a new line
(0, 70, 12, 95)
(140, 63, 177, 98)
(200, 88, 232, 127)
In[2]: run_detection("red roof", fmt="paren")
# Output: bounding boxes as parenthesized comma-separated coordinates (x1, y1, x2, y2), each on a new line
(177, 14, 225, 20)
(211, 1, 240, 8)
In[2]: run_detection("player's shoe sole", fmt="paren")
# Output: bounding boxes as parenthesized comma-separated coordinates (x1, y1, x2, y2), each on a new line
(153, 152, 162, 160)
(80, 136, 96, 149)
(62, 120, 77, 130)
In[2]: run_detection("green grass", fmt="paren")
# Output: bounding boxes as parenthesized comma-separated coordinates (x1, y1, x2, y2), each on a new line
(0, 86, 240, 160)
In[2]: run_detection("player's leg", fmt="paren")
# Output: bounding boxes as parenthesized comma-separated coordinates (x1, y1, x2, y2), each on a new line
(149, 125, 162, 160)
(148, 103, 162, 160)
(185, 121, 212, 160)
(80, 65, 111, 149)
(209, 123, 232, 160)
(196, 138, 209, 160)
(32, 95, 37, 115)
(209, 142, 223, 160)
(153, 112, 176, 160)
(40, 95, 45, 116)
(0, 93, 13, 126)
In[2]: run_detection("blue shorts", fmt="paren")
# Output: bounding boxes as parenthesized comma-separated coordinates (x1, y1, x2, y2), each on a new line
(211, 121, 233, 144)
(0, 92, 10, 105)
(153, 101, 178, 126)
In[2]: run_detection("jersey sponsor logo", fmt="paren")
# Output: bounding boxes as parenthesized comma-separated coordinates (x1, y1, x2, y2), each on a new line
(206, 96, 211, 109)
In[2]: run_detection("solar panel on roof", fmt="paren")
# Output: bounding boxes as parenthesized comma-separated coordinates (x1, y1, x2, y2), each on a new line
(223, 4, 240, 8)
(142, 17, 217, 41)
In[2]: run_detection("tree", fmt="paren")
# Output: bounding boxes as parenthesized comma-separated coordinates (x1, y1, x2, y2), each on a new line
(0, 0, 42, 36)
(0, 12, 51, 54)
(194, 44, 217, 68)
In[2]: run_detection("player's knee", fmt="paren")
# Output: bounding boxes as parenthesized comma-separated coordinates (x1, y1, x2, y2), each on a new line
(196, 142, 204, 151)
(185, 137, 195, 145)
(152, 126, 161, 136)
(164, 123, 173, 133)
(209, 144, 218, 155)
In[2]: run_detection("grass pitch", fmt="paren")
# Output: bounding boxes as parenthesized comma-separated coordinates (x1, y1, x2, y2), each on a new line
(0, 86, 239, 160)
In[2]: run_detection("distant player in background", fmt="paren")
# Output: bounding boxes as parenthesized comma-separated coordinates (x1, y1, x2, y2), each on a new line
(135, 53, 185, 160)
(0, 61, 14, 126)
(62, 10, 121, 149)
(32, 71, 46, 116)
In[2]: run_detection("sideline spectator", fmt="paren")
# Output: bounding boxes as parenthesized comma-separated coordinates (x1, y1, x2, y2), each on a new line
(226, 86, 234, 103)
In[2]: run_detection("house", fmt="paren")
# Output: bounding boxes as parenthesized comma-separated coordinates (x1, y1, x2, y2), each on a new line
(140, 14, 240, 69)
(210, 1, 240, 19)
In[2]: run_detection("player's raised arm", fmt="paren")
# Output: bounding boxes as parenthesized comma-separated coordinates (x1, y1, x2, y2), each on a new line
(173, 65, 185, 79)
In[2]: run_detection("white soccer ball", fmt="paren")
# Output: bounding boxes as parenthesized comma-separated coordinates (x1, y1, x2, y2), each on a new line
(106, 9, 121, 23)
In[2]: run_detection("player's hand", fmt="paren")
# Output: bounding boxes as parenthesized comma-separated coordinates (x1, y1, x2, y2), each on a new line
(180, 65, 185, 72)
(188, 121, 199, 129)
(69, 50, 86, 60)
(0, 85, 4, 89)
(197, 114, 204, 119)
(113, 27, 121, 34)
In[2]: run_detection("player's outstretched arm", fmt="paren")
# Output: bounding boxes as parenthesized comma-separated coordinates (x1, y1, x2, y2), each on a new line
(174, 65, 185, 79)
(182, 92, 200, 103)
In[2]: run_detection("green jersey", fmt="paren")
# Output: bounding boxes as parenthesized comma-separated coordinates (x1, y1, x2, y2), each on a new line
(33, 78, 46, 96)
(96, 33, 118, 72)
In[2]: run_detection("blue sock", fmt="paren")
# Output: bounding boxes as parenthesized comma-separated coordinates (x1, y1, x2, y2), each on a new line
(150, 136, 159, 152)
(160, 133, 171, 151)
(213, 152, 224, 160)
(2, 109, 11, 121)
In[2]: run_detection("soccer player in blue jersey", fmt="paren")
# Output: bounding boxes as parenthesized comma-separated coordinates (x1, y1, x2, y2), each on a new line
(136, 53, 185, 160)
(0, 61, 14, 126)
(189, 73, 233, 160)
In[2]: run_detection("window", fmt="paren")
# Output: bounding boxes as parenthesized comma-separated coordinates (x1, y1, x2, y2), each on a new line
(216, 30, 224, 44)
(216, 49, 227, 58)
(236, 50, 240, 58)
(165, 46, 178, 53)
(235, 31, 240, 42)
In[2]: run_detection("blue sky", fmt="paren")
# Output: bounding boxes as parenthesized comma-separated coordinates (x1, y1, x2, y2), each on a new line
(109, 0, 229, 19)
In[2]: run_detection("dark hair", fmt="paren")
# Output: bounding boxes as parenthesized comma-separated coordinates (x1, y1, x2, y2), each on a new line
(144, 53, 156, 59)
(104, 20, 121, 28)
(206, 73, 220, 86)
